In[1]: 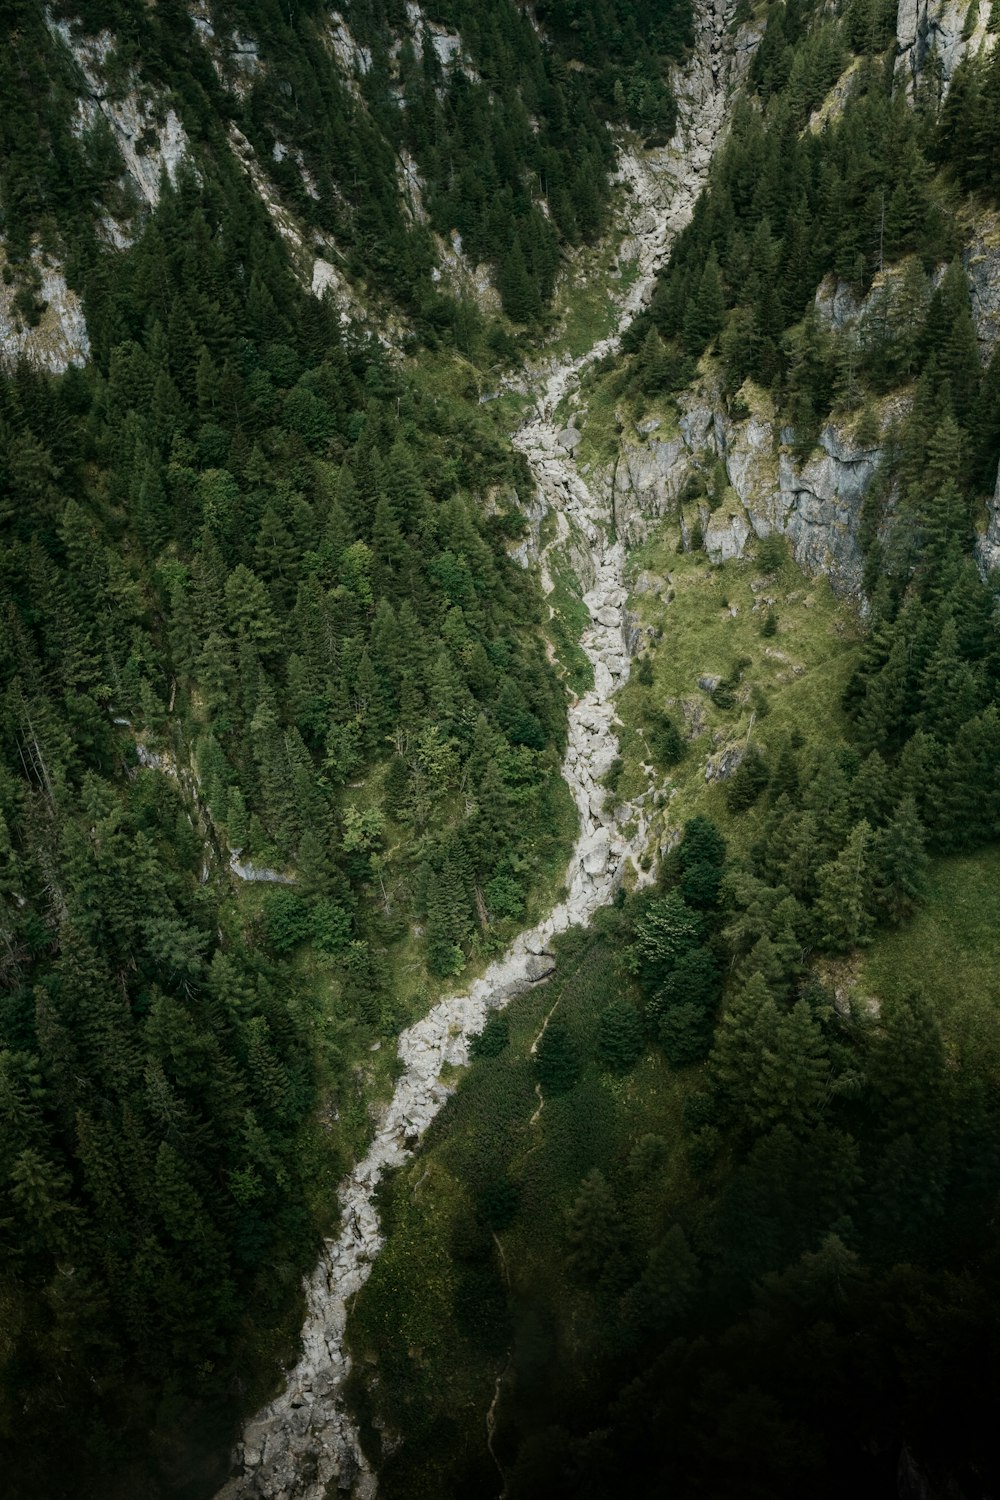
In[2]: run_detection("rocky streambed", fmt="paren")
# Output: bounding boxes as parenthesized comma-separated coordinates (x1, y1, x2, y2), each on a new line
(217, 4, 757, 1496)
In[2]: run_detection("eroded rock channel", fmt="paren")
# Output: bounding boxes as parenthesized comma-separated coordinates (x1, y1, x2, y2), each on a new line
(218, 4, 756, 1494)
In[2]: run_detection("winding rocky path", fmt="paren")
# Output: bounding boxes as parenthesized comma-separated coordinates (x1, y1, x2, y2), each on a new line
(217, 5, 757, 1495)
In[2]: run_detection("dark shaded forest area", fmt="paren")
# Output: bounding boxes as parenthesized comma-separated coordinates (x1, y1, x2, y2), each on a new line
(0, 1, 692, 1494)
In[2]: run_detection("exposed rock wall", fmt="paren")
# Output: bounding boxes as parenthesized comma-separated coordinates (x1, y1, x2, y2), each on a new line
(582, 0, 1000, 594)
(226, 125, 365, 325)
(0, 250, 90, 374)
(965, 211, 1000, 362)
(596, 377, 892, 598)
(896, 0, 996, 95)
(977, 464, 1000, 578)
(192, 5, 264, 99)
(50, 18, 189, 214)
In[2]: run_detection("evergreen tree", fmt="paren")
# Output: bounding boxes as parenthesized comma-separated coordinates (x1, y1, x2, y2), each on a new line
(565, 1169, 624, 1284)
(814, 820, 876, 951)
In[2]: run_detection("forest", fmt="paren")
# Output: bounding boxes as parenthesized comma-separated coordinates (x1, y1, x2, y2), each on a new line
(340, 2, 1000, 1497)
(0, 0, 697, 1494)
(3, 0, 1000, 1496)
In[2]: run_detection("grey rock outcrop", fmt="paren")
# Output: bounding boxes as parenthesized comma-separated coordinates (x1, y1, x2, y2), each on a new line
(50, 18, 188, 213)
(0, 251, 90, 375)
(965, 213, 1000, 361)
(228, 850, 296, 886)
(895, 0, 995, 95)
(816, 249, 1000, 364)
(773, 425, 880, 592)
(976, 463, 1000, 579)
(604, 380, 887, 598)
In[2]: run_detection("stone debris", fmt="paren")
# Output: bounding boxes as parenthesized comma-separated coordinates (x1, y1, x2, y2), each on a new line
(215, 4, 760, 1496)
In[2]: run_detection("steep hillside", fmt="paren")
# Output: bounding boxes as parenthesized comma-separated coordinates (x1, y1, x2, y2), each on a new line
(336, 2, 1000, 1498)
(0, 4, 700, 1497)
(1, 0, 691, 363)
(4, 0, 1000, 1498)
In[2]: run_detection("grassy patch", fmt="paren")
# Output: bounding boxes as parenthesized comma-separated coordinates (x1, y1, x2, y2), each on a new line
(862, 846, 1000, 1071)
(548, 245, 641, 364)
(616, 534, 862, 853)
(576, 374, 623, 468)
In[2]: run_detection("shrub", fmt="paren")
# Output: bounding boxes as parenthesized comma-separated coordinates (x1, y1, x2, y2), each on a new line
(485, 873, 525, 922)
(264, 888, 313, 953)
(603, 756, 625, 794)
(596, 1000, 644, 1073)
(312, 899, 352, 954)
(470, 1011, 510, 1060)
(649, 708, 685, 766)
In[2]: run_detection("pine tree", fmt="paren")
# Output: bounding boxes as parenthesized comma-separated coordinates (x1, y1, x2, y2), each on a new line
(623, 1225, 699, 1333)
(814, 820, 876, 951)
(425, 875, 465, 978)
(872, 796, 927, 924)
(848, 750, 894, 827)
(596, 1000, 644, 1072)
(498, 235, 541, 323)
(682, 248, 725, 353)
(565, 1169, 623, 1283)
(918, 617, 981, 738)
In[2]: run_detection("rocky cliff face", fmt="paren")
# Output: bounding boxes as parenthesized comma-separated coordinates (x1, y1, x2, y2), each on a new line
(965, 211, 1000, 363)
(977, 466, 1000, 578)
(574, 0, 1000, 603)
(895, 0, 995, 95)
(0, 251, 90, 374)
(0, 16, 193, 374)
(592, 372, 894, 599)
(50, 17, 190, 219)
(0, 3, 497, 372)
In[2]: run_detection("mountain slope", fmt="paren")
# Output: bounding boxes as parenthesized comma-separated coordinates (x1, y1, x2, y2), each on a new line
(0, 4, 699, 1496)
(334, 3, 1000, 1497)
(4, 1, 1000, 1498)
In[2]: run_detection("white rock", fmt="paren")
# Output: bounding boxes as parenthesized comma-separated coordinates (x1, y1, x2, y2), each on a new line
(579, 826, 612, 876)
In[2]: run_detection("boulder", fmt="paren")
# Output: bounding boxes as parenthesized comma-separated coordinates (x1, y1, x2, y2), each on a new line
(525, 953, 557, 983)
(579, 826, 611, 876)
